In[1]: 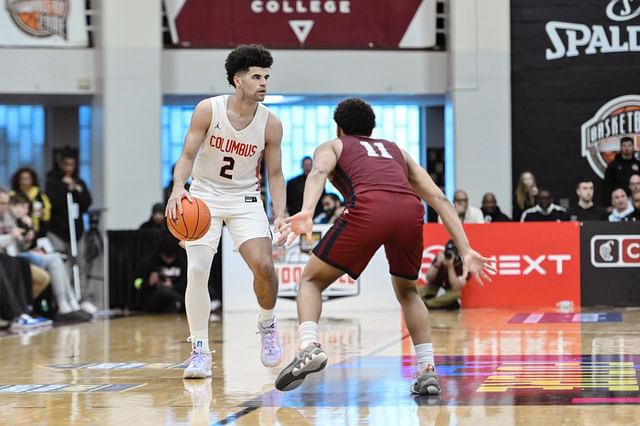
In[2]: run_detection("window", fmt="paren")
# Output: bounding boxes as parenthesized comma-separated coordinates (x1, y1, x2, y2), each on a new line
(78, 106, 92, 189)
(0, 105, 45, 188)
(161, 103, 423, 193)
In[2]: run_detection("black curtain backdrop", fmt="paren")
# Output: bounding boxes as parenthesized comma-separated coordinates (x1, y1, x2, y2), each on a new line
(511, 0, 640, 205)
(108, 230, 222, 310)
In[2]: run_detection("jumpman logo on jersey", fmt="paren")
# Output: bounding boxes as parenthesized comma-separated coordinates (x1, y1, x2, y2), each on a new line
(214, 122, 221, 130)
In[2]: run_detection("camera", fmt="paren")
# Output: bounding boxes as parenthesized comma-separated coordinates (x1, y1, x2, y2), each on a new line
(443, 240, 459, 261)
(16, 219, 32, 232)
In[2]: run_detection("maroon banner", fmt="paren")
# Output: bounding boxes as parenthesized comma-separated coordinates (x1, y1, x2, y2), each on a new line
(165, 0, 435, 48)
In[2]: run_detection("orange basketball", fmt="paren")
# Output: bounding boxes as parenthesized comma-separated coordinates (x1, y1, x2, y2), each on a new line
(166, 197, 211, 241)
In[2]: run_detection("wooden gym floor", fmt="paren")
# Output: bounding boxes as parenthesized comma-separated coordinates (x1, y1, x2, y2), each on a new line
(1, 308, 639, 425)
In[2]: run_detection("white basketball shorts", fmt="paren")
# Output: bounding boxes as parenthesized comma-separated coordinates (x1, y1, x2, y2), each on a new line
(184, 190, 271, 252)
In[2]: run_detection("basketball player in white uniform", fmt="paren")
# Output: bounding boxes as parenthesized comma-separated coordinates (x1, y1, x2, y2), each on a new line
(166, 45, 287, 379)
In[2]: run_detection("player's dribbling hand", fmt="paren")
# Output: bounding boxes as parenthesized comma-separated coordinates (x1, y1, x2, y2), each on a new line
(462, 249, 496, 286)
(272, 217, 287, 246)
(165, 188, 193, 220)
(282, 210, 313, 247)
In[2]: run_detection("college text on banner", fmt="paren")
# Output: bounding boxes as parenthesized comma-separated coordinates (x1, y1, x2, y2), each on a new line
(164, 0, 436, 48)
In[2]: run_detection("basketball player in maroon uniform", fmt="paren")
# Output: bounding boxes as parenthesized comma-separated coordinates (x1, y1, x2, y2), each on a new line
(274, 98, 495, 395)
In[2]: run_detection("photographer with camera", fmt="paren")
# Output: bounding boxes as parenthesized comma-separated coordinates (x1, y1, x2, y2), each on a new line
(420, 240, 469, 309)
(133, 233, 187, 313)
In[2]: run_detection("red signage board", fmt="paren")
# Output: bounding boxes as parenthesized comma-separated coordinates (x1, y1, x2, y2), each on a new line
(421, 223, 581, 309)
(165, 0, 436, 48)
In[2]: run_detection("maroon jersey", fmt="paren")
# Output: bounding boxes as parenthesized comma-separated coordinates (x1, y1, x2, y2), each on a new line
(331, 135, 419, 207)
(313, 135, 424, 280)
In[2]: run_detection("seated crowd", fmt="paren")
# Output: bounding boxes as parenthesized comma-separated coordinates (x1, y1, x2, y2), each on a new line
(1, 147, 94, 332)
(4, 140, 637, 326)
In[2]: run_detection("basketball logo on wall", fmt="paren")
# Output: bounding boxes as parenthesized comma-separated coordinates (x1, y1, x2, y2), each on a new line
(581, 95, 640, 178)
(6, 0, 68, 39)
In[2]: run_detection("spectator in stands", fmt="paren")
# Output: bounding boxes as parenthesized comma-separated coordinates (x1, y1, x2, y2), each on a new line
(45, 147, 94, 312)
(139, 203, 166, 230)
(286, 156, 323, 218)
(10, 167, 51, 239)
(313, 193, 343, 224)
(626, 192, 640, 221)
(46, 147, 93, 248)
(629, 173, 640, 196)
(0, 188, 53, 331)
(0, 187, 51, 306)
(0, 256, 52, 332)
(567, 177, 608, 221)
(521, 189, 567, 221)
(480, 192, 511, 222)
(419, 240, 468, 310)
(513, 171, 538, 221)
(133, 233, 187, 313)
(451, 190, 484, 223)
(603, 137, 640, 205)
(7, 194, 91, 323)
(609, 188, 634, 222)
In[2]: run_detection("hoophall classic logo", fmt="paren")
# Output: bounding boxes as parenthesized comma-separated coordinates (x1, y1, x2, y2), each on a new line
(546, 0, 640, 60)
(581, 95, 640, 179)
(6, 0, 69, 39)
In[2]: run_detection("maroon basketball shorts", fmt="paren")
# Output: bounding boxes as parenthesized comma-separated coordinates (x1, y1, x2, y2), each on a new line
(312, 191, 424, 280)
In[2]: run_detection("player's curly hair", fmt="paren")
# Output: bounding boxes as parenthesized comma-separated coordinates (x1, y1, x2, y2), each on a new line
(333, 98, 376, 136)
(225, 44, 273, 87)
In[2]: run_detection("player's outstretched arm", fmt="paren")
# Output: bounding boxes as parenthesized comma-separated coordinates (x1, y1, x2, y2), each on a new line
(402, 150, 496, 285)
(264, 113, 287, 245)
(280, 140, 339, 245)
(165, 99, 210, 219)
(302, 141, 338, 214)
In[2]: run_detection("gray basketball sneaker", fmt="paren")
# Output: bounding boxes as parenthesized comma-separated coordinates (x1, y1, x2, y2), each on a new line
(275, 342, 328, 391)
(411, 365, 441, 395)
(183, 349, 212, 379)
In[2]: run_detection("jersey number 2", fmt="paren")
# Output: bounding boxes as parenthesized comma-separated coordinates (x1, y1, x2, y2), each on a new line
(360, 141, 393, 159)
(220, 156, 235, 179)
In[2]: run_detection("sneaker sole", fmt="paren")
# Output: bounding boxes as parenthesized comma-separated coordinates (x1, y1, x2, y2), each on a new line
(275, 353, 328, 391)
(410, 377, 441, 395)
(183, 369, 212, 379)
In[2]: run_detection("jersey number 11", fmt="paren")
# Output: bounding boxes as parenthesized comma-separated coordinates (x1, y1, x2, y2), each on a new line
(360, 141, 393, 159)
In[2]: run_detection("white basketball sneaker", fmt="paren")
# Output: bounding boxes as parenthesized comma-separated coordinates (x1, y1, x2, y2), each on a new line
(258, 319, 283, 367)
(183, 348, 212, 379)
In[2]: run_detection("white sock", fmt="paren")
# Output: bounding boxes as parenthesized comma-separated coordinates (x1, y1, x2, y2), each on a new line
(258, 308, 275, 325)
(415, 343, 435, 373)
(298, 321, 319, 350)
(185, 245, 215, 353)
(191, 329, 209, 352)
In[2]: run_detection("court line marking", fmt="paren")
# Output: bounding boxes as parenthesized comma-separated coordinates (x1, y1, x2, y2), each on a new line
(211, 406, 259, 425)
(367, 333, 411, 356)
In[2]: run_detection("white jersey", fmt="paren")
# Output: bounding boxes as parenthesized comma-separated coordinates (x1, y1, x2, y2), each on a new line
(191, 95, 269, 198)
